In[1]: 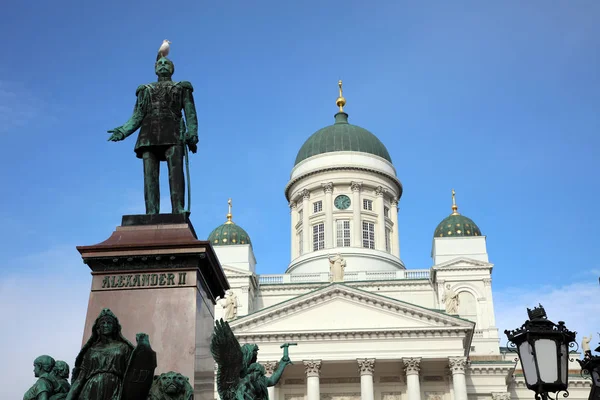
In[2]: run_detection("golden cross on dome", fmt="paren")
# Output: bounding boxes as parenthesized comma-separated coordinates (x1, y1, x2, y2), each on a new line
(226, 198, 234, 224)
(451, 189, 460, 215)
(336, 80, 346, 112)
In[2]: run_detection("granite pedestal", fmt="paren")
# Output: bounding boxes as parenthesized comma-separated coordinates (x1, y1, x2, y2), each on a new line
(76, 213, 228, 400)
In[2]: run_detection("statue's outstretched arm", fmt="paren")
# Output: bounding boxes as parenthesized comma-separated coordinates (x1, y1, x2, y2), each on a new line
(267, 358, 292, 387)
(108, 90, 147, 141)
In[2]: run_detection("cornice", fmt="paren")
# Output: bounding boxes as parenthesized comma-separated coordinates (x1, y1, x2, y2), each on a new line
(468, 362, 516, 375)
(234, 327, 473, 343)
(432, 257, 493, 271)
(285, 166, 403, 201)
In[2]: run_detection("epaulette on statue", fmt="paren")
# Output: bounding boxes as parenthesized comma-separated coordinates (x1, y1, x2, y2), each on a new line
(177, 81, 193, 91)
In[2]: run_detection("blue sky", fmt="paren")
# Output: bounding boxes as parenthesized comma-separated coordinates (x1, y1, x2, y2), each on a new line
(1, 1, 599, 395)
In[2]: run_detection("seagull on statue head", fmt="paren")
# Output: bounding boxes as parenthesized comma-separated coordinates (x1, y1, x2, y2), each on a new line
(157, 39, 171, 61)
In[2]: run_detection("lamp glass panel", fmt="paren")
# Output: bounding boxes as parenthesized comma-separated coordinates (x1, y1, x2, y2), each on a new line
(519, 341, 538, 386)
(535, 339, 558, 383)
(560, 343, 568, 385)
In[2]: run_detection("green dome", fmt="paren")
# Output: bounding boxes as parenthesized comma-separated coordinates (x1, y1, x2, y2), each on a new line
(208, 222, 252, 246)
(434, 213, 482, 238)
(294, 112, 392, 166)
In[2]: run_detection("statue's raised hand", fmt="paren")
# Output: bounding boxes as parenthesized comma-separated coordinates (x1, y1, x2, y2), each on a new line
(107, 129, 125, 142)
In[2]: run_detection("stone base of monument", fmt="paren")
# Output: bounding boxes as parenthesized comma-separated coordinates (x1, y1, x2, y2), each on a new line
(77, 213, 228, 400)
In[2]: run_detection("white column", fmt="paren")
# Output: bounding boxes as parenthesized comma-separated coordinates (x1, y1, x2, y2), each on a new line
(483, 278, 496, 328)
(301, 189, 310, 254)
(304, 360, 321, 400)
(375, 186, 387, 251)
(447, 371, 455, 400)
(358, 358, 375, 400)
(322, 182, 334, 248)
(263, 361, 278, 400)
(449, 357, 468, 400)
(390, 199, 400, 257)
(403, 357, 421, 400)
(350, 182, 362, 247)
(290, 201, 297, 261)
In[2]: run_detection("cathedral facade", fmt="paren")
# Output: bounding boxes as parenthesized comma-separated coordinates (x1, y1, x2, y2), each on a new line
(207, 84, 589, 400)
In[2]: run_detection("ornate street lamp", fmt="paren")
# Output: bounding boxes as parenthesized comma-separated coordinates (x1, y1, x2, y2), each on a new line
(578, 340, 600, 400)
(504, 305, 577, 400)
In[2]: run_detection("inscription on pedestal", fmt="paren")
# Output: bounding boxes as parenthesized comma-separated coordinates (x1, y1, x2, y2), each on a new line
(93, 271, 195, 291)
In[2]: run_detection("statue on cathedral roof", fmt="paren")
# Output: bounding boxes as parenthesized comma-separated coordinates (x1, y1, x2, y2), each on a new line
(211, 319, 293, 400)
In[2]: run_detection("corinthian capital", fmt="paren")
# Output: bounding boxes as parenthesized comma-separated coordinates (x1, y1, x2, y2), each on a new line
(350, 181, 363, 192)
(357, 358, 375, 375)
(492, 393, 511, 400)
(289, 201, 297, 210)
(262, 361, 278, 376)
(375, 186, 388, 197)
(448, 356, 468, 374)
(403, 357, 421, 375)
(303, 360, 322, 377)
(322, 182, 334, 194)
(301, 189, 311, 200)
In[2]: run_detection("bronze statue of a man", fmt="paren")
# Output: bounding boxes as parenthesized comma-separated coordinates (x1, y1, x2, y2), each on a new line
(108, 54, 198, 214)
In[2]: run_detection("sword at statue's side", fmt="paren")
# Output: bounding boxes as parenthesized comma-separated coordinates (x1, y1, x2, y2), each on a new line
(180, 118, 192, 213)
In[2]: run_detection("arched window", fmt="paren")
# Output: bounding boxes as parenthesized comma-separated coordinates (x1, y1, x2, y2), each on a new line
(458, 291, 477, 324)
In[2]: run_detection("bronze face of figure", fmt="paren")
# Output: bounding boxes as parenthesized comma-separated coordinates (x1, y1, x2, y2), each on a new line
(66, 309, 134, 400)
(108, 54, 199, 215)
(23, 355, 59, 400)
(51, 360, 71, 399)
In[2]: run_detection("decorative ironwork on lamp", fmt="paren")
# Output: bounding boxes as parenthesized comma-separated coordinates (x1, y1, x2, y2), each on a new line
(578, 339, 600, 400)
(504, 305, 577, 400)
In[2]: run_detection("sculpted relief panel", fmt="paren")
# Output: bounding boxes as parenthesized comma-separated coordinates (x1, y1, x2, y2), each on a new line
(382, 392, 402, 400)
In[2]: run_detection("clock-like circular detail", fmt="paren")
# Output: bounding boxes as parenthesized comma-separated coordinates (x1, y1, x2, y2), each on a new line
(334, 195, 351, 210)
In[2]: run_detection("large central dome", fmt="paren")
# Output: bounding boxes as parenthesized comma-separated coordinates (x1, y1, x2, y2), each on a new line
(294, 112, 392, 166)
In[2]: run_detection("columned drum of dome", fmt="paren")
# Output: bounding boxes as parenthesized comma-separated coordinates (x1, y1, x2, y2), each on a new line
(294, 112, 392, 165)
(208, 199, 252, 246)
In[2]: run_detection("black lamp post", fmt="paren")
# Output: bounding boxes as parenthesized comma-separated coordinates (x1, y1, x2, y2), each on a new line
(578, 343, 600, 400)
(504, 305, 577, 400)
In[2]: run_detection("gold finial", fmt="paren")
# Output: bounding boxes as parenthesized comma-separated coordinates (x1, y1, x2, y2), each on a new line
(451, 189, 460, 215)
(336, 80, 346, 112)
(225, 198, 234, 224)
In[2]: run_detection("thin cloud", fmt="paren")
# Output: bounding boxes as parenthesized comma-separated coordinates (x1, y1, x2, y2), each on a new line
(494, 280, 600, 349)
(0, 80, 55, 134)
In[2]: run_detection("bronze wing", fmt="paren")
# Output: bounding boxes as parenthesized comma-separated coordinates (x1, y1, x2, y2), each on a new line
(210, 319, 244, 400)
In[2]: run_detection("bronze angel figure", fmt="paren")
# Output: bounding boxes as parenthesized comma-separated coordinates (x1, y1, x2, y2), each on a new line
(210, 319, 292, 400)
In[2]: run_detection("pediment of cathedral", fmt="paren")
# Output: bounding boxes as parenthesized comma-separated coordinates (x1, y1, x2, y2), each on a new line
(432, 257, 493, 270)
(230, 284, 473, 335)
(221, 265, 254, 277)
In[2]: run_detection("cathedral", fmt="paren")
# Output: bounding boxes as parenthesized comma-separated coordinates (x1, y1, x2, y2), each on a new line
(207, 82, 589, 400)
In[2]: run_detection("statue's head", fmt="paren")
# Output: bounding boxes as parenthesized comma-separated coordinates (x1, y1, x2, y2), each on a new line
(241, 343, 259, 367)
(93, 308, 120, 338)
(149, 371, 193, 400)
(53, 360, 70, 379)
(155, 57, 175, 79)
(34, 355, 55, 377)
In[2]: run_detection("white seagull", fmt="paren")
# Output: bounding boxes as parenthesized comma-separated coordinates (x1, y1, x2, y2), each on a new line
(157, 40, 171, 60)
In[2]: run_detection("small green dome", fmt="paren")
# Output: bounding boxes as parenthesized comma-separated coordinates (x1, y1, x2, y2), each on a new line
(434, 213, 482, 238)
(294, 112, 392, 166)
(207, 200, 251, 246)
(208, 222, 252, 246)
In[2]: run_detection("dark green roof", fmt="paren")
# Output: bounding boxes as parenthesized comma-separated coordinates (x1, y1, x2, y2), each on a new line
(208, 222, 252, 246)
(434, 213, 482, 238)
(294, 112, 392, 166)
